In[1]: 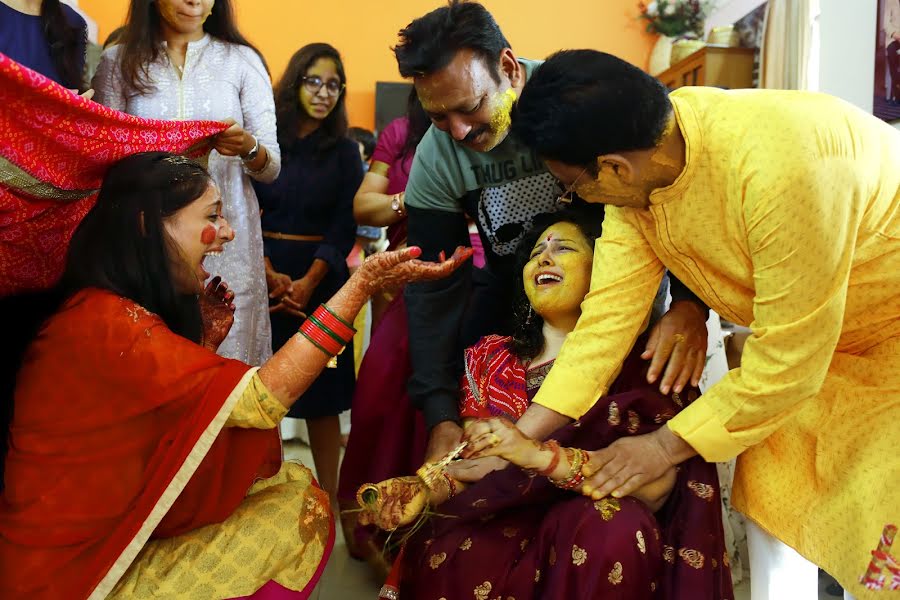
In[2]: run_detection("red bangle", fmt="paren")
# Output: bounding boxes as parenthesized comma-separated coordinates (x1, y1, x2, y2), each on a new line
(313, 305, 355, 341)
(321, 303, 355, 330)
(310, 323, 343, 355)
(299, 319, 343, 355)
(298, 329, 331, 357)
(308, 313, 350, 346)
(301, 324, 341, 356)
(535, 439, 561, 477)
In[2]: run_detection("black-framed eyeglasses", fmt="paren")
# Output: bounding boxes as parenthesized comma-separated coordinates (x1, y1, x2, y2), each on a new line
(301, 76, 345, 97)
(556, 167, 588, 204)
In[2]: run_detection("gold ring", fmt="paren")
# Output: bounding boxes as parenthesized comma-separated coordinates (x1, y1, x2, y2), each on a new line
(673, 333, 686, 344)
(489, 433, 502, 447)
(356, 483, 381, 508)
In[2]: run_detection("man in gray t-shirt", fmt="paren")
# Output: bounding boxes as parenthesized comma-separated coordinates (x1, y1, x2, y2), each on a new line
(395, 1, 710, 467)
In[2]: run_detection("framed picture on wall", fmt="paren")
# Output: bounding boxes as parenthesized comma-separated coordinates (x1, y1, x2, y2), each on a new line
(875, 0, 900, 121)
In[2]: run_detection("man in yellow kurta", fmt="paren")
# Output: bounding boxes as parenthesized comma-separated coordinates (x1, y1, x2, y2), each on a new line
(509, 50, 900, 597)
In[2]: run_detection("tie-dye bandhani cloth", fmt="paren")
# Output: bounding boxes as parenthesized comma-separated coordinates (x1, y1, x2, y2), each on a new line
(0, 53, 226, 296)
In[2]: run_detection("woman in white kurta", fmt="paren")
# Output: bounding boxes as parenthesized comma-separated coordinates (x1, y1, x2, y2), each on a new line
(92, 0, 279, 366)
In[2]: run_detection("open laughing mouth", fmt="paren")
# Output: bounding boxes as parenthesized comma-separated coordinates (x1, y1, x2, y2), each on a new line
(535, 272, 563, 286)
(199, 248, 224, 280)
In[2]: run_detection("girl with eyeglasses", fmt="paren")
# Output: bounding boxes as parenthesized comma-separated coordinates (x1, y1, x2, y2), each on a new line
(252, 43, 362, 506)
(92, 0, 281, 369)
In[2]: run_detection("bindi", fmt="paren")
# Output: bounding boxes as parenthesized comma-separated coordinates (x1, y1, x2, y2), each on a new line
(201, 225, 216, 245)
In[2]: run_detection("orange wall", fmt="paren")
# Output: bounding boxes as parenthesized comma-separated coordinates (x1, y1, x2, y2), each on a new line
(79, 0, 654, 130)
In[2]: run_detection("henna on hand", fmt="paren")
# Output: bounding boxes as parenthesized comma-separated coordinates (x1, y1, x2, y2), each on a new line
(460, 417, 542, 468)
(353, 246, 474, 298)
(357, 476, 429, 531)
(199, 276, 235, 351)
(259, 246, 471, 409)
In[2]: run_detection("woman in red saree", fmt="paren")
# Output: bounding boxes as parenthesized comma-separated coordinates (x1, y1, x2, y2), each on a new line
(361, 208, 733, 599)
(0, 142, 470, 597)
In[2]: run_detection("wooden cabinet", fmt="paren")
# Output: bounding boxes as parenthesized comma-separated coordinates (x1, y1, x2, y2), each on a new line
(656, 45, 755, 90)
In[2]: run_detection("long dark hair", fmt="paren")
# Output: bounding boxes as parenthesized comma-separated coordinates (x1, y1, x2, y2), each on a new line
(63, 152, 212, 342)
(509, 205, 605, 361)
(1, 152, 210, 487)
(41, 0, 86, 89)
(401, 86, 431, 158)
(118, 0, 267, 94)
(274, 43, 349, 157)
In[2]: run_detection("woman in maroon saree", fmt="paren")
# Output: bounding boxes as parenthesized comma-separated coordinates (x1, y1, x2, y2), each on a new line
(361, 208, 733, 599)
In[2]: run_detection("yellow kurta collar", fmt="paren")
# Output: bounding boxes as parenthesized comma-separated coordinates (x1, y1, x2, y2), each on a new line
(648, 93, 702, 207)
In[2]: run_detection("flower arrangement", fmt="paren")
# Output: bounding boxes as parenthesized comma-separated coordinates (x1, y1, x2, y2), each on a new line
(638, 0, 716, 38)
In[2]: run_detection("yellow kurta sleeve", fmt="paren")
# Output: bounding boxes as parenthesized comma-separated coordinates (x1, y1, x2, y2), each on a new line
(668, 157, 864, 461)
(225, 372, 288, 429)
(532, 206, 665, 418)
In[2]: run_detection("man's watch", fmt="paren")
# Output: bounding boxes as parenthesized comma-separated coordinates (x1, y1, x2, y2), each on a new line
(241, 135, 259, 162)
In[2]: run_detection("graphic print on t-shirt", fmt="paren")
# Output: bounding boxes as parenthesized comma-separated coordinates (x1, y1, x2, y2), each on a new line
(477, 172, 563, 256)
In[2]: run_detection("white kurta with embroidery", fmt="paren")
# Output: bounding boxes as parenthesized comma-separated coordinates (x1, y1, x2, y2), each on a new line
(93, 35, 280, 366)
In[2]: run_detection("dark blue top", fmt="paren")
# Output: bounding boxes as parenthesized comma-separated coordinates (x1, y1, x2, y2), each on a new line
(0, 1, 86, 87)
(254, 131, 363, 274)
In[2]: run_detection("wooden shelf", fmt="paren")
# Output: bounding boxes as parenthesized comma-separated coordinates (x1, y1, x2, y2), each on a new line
(656, 45, 756, 90)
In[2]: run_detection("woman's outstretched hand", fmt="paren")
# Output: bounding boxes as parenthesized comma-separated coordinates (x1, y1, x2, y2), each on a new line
(353, 246, 474, 298)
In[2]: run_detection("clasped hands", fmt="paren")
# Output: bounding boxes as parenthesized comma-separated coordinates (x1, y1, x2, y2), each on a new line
(460, 417, 683, 510)
(266, 270, 314, 318)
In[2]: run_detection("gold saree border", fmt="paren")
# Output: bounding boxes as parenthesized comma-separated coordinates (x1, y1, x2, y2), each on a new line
(0, 155, 97, 201)
(87, 367, 260, 600)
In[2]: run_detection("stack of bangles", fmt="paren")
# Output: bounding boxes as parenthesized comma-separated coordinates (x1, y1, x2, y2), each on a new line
(533, 440, 589, 491)
(298, 304, 356, 359)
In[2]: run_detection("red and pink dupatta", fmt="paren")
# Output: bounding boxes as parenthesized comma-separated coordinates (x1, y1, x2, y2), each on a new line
(0, 52, 227, 296)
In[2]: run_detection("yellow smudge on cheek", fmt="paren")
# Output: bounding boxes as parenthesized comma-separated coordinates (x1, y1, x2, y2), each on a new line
(299, 87, 316, 118)
(489, 88, 517, 135)
(202, 1, 214, 23)
(526, 256, 592, 317)
(575, 172, 606, 203)
(522, 222, 593, 317)
(477, 88, 517, 151)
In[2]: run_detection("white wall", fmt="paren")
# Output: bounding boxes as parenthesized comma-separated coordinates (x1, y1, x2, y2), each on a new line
(705, 0, 768, 36)
(819, 0, 899, 129)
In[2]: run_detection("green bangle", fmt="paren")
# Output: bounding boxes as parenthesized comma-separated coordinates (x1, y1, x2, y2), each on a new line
(322, 303, 355, 330)
(308, 313, 350, 347)
(298, 328, 332, 357)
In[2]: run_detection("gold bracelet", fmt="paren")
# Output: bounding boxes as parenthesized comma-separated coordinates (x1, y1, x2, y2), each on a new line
(549, 448, 588, 490)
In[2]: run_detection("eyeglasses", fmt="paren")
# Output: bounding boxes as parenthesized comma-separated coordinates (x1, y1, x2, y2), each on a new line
(556, 167, 588, 204)
(301, 76, 345, 97)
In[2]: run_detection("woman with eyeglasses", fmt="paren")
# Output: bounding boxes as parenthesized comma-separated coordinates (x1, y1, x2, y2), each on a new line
(92, 0, 280, 368)
(252, 43, 362, 505)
